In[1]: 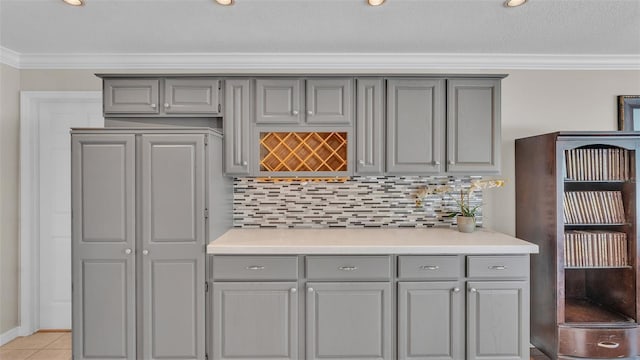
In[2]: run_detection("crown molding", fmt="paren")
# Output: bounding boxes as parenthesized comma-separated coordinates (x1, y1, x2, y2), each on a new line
(0, 47, 21, 68)
(2, 49, 639, 70)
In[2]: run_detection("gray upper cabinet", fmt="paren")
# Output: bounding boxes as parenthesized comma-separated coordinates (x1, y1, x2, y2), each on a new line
(104, 79, 160, 115)
(446, 79, 501, 174)
(140, 134, 206, 360)
(398, 281, 463, 360)
(212, 282, 299, 360)
(255, 78, 353, 125)
(164, 78, 221, 114)
(306, 78, 353, 125)
(72, 134, 137, 360)
(255, 79, 303, 124)
(306, 282, 392, 360)
(355, 78, 385, 174)
(466, 281, 529, 360)
(102, 77, 221, 117)
(386, 79, 445, 174)
(224, 79, 251, 175)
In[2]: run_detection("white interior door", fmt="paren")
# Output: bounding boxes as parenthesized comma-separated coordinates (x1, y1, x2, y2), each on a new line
(38, 98, 103, 329)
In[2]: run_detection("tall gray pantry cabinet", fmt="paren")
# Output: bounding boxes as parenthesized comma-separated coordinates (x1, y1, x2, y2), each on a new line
(71, 128, 231, 360)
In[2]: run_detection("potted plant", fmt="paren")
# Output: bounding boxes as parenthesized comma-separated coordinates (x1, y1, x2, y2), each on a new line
(416, 179, 505, 233)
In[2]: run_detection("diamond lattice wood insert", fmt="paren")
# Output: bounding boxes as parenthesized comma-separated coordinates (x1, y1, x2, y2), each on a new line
(260, 132, 347, 172)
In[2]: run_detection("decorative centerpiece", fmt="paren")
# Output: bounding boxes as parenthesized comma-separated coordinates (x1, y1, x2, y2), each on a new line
(416, 179, 505, 233)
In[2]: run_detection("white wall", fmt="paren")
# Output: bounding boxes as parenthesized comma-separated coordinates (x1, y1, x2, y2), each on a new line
(1, 68, 638, 335)
(1, 63, 21, 334)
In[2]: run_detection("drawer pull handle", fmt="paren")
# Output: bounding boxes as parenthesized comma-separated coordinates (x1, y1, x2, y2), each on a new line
(246, 265, 265, 271)
(420, 265, 440, 271)
(338, 266, 358, 271)
(489, 265, 507, 270)
(597, 341, 620, 349)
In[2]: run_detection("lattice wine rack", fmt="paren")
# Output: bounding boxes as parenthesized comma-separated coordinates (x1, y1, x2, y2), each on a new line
(259, 132, 348, 172)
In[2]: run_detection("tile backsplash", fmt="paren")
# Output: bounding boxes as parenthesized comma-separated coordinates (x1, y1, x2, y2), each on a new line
(233, 176, 482, 228)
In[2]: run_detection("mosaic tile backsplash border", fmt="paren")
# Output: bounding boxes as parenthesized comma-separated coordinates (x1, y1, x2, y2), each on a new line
(233, 176, 483, 228)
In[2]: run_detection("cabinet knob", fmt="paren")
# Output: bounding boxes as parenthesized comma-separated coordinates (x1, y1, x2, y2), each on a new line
(359, 160, 365, 165)
(448, 160, 455, 165)
(124, 248, 132, 255)
(452, 287, 461, 293)
(469, 288, 477, 293)
(164, 103, 170, 108)
(290, 288, 297, 294)
(292, 110, 299, 116)
(308, 287, 314, 293)
(142, 249, 149, 255)
(433, 161, 440, 165)
(307, 110, 313, 116)
(242, 161, 248, 166)
(150, 103, 157, 109)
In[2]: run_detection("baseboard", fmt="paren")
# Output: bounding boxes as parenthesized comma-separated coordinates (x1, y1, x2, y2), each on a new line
(0, 327, 21, 346)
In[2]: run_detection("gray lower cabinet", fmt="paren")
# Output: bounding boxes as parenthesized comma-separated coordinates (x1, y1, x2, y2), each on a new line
(212, 282, 299, 360)
(466, 281, 529, 360)
(224, 79, 251, 175)
(446, 79, 501, 174)
(72, 130, 215, 360)
(398, 281, 463, 360)
(306, 282, 392, 360)
(386, 78, 445, 174)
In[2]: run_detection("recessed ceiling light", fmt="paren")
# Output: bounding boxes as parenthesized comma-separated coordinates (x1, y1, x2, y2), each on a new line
(504, 0, 527, 7)
(368, 0, 386, 6)
(215, 0, 234, 5)
(62, 0, 84, 5)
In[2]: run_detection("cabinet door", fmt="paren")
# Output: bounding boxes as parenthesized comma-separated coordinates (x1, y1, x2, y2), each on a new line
(356, 78, 385, 174)
(164, 78, 220, 114)
(398, 282, 463, 360)
(306, 282, 392, 360)
(467, 281, 529, 360)
(387, 79, 445, 174)
(212, 282, 299, 360)
(446, 79, 501, 174)
(255, 79, 303, 124)
(306, 78, 353, 124)
(140, 134, 206, 360)
(71, 134, 137, 360)
(104, 78, 160, 114)
(224, 79, 251, 175)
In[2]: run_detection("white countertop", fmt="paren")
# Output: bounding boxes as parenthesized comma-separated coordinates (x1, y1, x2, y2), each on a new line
(207, 228, 539, 255)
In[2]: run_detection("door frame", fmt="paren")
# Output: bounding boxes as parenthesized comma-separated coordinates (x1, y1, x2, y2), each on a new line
(19, 91, 102, 336)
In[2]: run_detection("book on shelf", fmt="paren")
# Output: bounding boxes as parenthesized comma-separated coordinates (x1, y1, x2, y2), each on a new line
(564, 230, 628, 268)
(564, 148, 630, 181)
(563, 191, 625, 224)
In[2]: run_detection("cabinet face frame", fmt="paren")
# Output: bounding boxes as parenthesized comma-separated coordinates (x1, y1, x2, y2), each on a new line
(224, 79, 252, 175)
(355, 78, 385, 174)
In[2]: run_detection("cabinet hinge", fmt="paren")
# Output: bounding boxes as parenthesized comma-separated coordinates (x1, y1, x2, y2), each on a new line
(218, 103, 221, 113)
(205, 354, 208, 360)
(204, 135, 209, 146)
(204, 208, 209, 219)
(205, 282, 209, 293)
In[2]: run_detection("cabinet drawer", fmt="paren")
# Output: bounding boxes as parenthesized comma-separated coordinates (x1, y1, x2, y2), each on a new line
(398, 255, 461, 280)
(559, 326, 639, 358)
(212, 256, 298, 280)
(467, 255, 528, 278)
(306, 256, 391, 281)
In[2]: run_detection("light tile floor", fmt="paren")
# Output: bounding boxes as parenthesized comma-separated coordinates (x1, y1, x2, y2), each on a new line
(0, 332, 71, 360)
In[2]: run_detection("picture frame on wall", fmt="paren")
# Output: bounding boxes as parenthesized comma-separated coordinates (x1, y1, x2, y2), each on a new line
(618, 95, 640, 131)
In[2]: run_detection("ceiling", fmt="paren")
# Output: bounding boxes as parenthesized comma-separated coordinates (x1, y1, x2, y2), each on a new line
(1, 0, 639, 69)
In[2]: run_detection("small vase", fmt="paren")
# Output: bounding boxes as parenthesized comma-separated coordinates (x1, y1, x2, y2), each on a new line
(456, 215, 476, 233)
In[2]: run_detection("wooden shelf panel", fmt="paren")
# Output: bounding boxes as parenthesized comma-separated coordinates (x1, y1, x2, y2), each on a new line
(259, 132, 347, 172)
(564, 297, 635, 324)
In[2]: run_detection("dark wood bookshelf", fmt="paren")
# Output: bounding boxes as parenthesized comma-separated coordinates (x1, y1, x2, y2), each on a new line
(516, 132, 640, 360)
